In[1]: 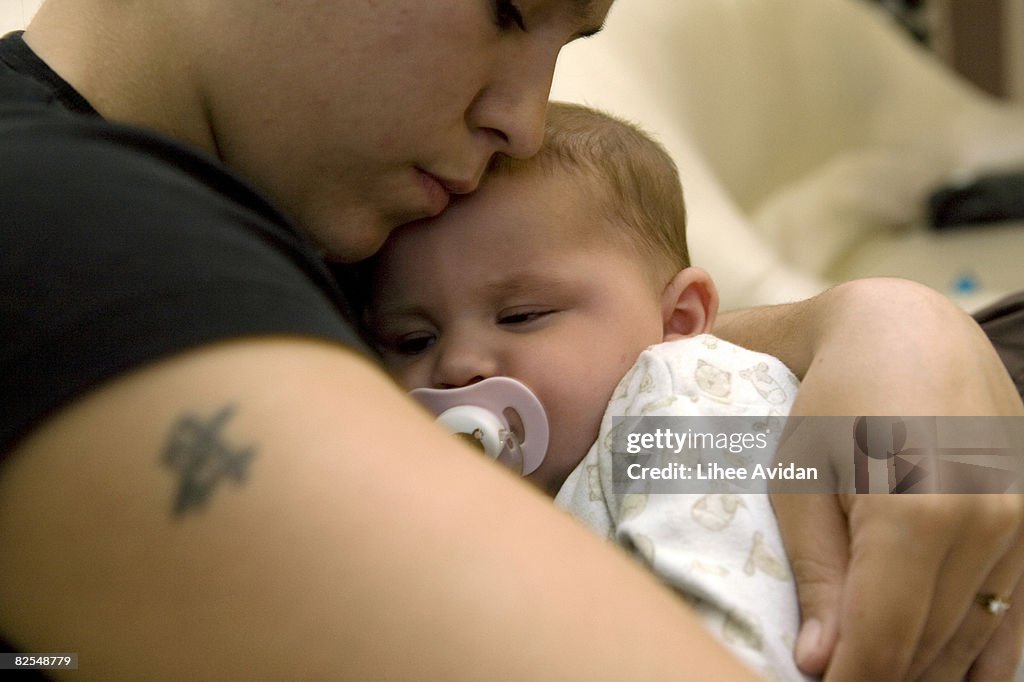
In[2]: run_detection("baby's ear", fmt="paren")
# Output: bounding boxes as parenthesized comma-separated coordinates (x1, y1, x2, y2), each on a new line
(660, 267, 719, 342)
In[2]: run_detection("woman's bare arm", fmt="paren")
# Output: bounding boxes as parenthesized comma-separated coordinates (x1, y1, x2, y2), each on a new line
(715, 277, 1020, 412)
(0, 339, 758, 680)
(715, 277, 1024, 679)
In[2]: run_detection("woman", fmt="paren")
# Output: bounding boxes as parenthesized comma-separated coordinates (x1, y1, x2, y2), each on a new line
(1, 1, 1020, 678)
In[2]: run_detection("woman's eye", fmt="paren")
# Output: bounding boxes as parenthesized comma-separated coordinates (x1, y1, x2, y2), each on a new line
(493, 0, 527, 31)
(395, 334, 436, 356)
(498, 310, 552, 325)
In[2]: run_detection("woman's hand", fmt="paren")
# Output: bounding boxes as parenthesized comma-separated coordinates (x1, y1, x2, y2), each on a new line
(716, 278, 1024, 679)
(775, 493, 1024, 680)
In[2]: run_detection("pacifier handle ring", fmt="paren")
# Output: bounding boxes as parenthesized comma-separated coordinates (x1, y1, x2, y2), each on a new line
(434, 405, 506, 460)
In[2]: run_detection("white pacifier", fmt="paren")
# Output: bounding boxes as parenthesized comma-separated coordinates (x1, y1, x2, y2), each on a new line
(410, 377, 549, 476)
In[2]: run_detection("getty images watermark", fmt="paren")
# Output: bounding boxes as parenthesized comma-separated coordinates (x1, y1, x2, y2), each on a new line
(609, 416, 1024, 494)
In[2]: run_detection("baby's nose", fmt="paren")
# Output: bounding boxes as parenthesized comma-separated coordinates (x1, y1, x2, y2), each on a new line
(432, 343, 499, 390)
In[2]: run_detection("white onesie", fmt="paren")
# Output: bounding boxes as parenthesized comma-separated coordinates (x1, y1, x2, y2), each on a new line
(555, 334, 812, 681)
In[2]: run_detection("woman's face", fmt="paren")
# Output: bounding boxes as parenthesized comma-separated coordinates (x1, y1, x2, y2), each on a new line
(198, 0, 613, 262)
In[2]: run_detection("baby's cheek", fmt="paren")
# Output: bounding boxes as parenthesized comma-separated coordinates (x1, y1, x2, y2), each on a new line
(521, 390, 588, 491)
(557, 390, 606, 453)
(389, 363, 428, 392)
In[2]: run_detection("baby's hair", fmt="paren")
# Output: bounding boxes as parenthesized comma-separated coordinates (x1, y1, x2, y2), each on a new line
(489, 101, 689, 285)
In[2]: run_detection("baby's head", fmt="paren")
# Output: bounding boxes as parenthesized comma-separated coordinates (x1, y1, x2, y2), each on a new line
(366, 102, 718, 495)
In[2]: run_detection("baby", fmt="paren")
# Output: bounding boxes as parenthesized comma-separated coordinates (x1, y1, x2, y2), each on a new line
(365, 102, 811, 681)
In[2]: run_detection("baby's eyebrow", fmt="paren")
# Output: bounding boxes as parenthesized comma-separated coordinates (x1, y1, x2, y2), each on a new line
(369, 271, 575, 322)
(364, 299, 425, 324)
(478, 271, 574, 299)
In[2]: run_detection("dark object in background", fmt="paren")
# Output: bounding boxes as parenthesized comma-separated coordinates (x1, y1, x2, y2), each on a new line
(974, 291, 1024, 400)
(866, 0, 930, 44)
(928, 170, 1024, 229)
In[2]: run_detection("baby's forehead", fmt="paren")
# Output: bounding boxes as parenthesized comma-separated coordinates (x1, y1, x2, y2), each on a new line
(479, 158, 610, 218)
(377, 161, 615, 270)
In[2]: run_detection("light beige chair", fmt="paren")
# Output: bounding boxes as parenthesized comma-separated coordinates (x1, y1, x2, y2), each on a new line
(551, 0, 1024, 310)
(0, 2, 41, 36)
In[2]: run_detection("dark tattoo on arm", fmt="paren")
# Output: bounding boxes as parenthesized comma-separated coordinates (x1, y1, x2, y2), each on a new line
(161, 404, 257, 517)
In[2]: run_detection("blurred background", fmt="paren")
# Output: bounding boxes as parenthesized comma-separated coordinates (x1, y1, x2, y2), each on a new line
(0, 1, 38, 33)
(870, 0, 1024, 101)
(550, 0, 1024, 311)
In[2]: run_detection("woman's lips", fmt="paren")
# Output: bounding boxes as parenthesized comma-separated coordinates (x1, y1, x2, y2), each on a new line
(417, 169, 450, 215)
(417, 168, 478, 215)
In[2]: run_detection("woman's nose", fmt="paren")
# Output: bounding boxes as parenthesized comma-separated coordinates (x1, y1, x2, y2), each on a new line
(470, 50, 554, 160)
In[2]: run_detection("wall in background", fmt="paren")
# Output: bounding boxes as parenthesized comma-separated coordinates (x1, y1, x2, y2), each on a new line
(1005, 0, 1024, 99)
(874, 0, 1024, 101)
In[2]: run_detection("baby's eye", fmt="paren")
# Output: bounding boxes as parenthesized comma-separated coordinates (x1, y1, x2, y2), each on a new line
(497, 309, 554, 326)
(395, 333, 436, 356)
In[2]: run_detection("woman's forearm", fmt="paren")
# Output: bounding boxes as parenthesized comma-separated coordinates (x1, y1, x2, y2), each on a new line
(714, 277, 1021, 415)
